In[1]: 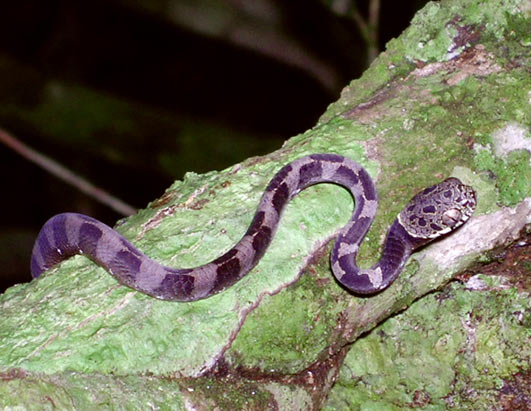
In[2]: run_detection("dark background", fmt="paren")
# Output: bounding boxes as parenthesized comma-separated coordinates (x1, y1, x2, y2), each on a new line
(0, 0, 429, 292)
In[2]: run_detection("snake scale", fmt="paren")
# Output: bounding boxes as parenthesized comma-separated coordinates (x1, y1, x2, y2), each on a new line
(31, 154, 477, 301)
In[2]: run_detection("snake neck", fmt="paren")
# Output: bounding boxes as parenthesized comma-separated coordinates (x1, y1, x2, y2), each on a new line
(331, 219, 419, 294)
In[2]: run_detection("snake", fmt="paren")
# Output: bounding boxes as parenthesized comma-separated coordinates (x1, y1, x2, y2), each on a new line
(31, 154, 477, 301)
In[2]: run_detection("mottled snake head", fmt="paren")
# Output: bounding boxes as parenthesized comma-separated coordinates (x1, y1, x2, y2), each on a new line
(398, 177, 477, 243)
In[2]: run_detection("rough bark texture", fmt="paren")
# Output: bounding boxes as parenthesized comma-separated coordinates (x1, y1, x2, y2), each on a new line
(1, 0, 530, 409)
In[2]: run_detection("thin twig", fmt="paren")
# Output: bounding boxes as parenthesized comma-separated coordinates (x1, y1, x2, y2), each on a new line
(367, 0, 380, 63)
(0, 128, 136, 216)
(332, 0, 381, 66)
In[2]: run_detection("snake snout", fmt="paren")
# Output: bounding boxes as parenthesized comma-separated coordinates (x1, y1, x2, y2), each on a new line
(442, 208, 463, 227)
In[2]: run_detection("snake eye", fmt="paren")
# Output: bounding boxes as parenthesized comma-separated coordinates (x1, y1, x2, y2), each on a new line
(442, 208, 462, 227)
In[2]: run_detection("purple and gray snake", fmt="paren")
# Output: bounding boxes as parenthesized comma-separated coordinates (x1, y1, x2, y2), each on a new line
(31, 154, 477, 301)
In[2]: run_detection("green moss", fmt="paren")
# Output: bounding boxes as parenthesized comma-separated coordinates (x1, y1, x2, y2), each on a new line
(402, 0, 526, 62)
(226, 249, 349, 373)
(0, 372, 188, 410)
(474, 145, 531, 206)
(325, 277, 529, 409)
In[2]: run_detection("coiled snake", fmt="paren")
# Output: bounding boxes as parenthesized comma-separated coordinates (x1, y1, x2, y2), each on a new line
(31, 154, 477, 301)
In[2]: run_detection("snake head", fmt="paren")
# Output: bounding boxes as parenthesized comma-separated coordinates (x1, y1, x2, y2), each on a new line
(397, 177, 477, 244)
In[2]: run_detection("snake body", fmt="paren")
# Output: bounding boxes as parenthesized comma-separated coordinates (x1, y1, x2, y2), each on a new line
(31, 154, 477, 301)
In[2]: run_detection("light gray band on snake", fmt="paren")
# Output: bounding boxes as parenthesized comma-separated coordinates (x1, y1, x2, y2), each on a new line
(31, 154, 477, 301)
